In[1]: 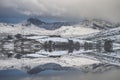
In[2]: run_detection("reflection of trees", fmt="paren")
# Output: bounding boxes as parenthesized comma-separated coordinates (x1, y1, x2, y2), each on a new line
(104, 40, 113, 52)
(0, 38, 97, 59)
(68, 40, 74, 53)
(43, 40, 81, 53)
(96, 40, 102, 52)
(84, 42, 93, 50)
(0, 37, 115, 59)
(14, 39, 42, 54)
(0, 39, 43, 59)
(74, 42, 80, 51)
(0, 40, 14, 58)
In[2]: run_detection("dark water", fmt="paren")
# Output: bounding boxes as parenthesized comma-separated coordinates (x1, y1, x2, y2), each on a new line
(0, 68, 83, 80)
(1, 69, 120, 80)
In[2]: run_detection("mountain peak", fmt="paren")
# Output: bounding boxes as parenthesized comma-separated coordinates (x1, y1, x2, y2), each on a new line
(27, 18, 45, 25)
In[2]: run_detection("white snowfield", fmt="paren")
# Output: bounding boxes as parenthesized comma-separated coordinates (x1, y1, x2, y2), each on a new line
(0, 56, 100, 71)
(0, 23, 99, 37)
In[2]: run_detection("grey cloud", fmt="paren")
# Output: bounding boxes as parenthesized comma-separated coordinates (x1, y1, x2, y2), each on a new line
(0, 0, 120, 22)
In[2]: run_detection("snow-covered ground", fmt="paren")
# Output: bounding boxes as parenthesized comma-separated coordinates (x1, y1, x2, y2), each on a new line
(78, 27, 120, 41)
(53, 26, 99, 37)
(0, 23, 99, 37)
(0, 56, 100, 71)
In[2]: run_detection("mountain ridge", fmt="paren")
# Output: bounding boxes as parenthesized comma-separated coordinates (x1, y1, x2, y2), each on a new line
(24, 18, 76, 30)
(0, 18, 120, 30)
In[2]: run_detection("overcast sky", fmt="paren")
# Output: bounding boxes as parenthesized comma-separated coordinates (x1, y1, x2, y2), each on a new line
(0, 0, 120, 23)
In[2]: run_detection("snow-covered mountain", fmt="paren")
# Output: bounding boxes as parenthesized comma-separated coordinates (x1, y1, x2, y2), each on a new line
(0, 19, 99, 37)
(81, 19, 120, 30)
(0, 18, 120, 37)
(24, 18, 120, 30)
(0, 24, 99, 37)
(24, 18, 77, 30)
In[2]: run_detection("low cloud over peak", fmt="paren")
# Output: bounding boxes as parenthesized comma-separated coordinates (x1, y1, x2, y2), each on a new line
(0, 0, 120, 22)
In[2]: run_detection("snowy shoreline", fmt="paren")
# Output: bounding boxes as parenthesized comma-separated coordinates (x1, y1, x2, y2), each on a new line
(0, 56, 100, 71)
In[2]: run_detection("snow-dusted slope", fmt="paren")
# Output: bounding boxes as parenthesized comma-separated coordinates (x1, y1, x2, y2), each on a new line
(53, 26, 99, 37)
(0, 56, 100, 71)
(81, 19, 120, 30)
(0, 23, 99, 37)
(79, 27, 120, 41)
